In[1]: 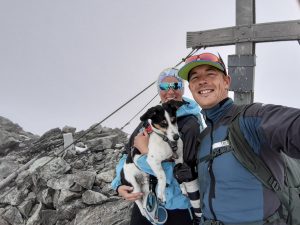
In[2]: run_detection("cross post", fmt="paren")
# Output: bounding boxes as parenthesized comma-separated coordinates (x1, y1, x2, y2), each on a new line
(186, 0, 300, 104)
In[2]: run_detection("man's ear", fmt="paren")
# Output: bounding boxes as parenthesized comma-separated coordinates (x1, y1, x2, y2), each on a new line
(224, 74, 231, 90)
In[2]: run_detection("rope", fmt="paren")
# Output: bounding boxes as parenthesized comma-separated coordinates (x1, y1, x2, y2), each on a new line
(174, 47, 201, 68)
(0, 48, 201, 199)
(120, 94, 159, 130)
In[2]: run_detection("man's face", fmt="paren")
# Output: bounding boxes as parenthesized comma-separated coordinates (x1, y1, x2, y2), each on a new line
(188, 65, 231, 109)
(159, 76, 183, 103)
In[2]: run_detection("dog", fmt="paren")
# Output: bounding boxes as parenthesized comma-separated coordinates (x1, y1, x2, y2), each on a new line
(121, 100, 184, 218)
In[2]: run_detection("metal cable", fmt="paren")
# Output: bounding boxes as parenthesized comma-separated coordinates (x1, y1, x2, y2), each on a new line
(0, 48, 201, 198)
(120, 94, 159, 130)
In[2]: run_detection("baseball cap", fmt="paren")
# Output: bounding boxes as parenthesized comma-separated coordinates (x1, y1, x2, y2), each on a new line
(178, 53, 227, 81)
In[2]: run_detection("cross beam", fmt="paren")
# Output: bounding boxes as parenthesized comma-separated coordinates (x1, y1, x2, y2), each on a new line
(187, 20, 300, 48)
(186, 0, 300, 104)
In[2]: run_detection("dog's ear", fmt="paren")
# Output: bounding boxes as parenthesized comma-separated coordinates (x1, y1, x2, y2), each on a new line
(140, 106, 158, 122)
(163, 100, 184, 111)
(172, 100, 185, 108)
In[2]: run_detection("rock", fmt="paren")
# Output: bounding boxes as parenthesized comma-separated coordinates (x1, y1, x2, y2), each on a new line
(53, 190, 60, 209)
(0, 115, 130, 225)
(15, 170, 31, 186)
(88, 124, 103, 134)
(40, 209, 58, 225)
(57, 190, 81, 205)
(0, 216, 10, 225)
(73, 171, 96, 190)
(82, 190, 107, 205)
(56, 219, 72, 225)
(0, 207, 6, 214)
(69, 183, 83, 193)
(75, 142, 85, 148)
(39, 128, 62, 140)
(96, 169, 115, 183)
(114, 143, 125, 149)
(85, 136, 114, 151)
(0, 159, 19, 179)
(72, 160, 85, 170)
(17, 198, 34, 218)
(26, 202, 42, 225)
(73, 200, 132, 225)
(37, 188, 54, 207)
(100, 183, 116, 196)
(0, 116, 37, 155)
(3, 206, 24, 225)
(56, 199, 86, 221)
(30, 157, 71, 182)
(47, 175, 75, 190)
(17, 192, 36, 216)
(0, 187, 28, 206)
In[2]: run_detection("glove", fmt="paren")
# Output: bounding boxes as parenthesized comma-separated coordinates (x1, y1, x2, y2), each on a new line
(173, 163, 194, 183)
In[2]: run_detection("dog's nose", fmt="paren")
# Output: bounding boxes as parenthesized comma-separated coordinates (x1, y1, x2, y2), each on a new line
(173, 134, 179, 140)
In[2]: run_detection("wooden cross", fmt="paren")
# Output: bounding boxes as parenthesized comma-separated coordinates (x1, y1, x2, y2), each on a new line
(186, 0, 300, 104)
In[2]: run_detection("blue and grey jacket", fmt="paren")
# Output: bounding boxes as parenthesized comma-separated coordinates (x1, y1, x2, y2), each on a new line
(111, 97, 204, 210)
(198, 98, 300, 224)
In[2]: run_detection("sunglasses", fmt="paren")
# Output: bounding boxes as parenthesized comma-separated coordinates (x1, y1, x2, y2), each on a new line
(159, 82, 183, 91)
(185, 53, 227, 75)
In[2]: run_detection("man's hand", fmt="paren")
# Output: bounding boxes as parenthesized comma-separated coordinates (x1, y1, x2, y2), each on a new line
(118, 185, 143, 201)
(134, 130, 149, 154)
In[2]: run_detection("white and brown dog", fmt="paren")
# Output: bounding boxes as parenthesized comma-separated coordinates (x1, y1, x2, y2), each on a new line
(121, 100, 184, 217)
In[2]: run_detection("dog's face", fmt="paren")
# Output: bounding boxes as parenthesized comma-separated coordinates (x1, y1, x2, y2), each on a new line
(140, 100, 184, 141)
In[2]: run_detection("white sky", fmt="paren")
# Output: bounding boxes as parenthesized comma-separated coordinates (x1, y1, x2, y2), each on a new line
(0, 0, 299, 136)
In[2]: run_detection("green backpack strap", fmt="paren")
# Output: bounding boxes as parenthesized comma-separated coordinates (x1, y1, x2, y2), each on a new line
(227, 105, 290, 209)
(228, 112, 281, 191)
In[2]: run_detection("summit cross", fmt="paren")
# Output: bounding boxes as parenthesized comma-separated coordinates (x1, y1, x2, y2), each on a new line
(186, 0, 300, 104)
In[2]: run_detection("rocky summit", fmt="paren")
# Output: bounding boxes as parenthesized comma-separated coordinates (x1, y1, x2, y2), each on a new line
(0, 116, 133, 225)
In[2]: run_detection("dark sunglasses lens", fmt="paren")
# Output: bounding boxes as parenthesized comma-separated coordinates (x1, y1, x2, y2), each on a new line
(172, 82, 180, 90)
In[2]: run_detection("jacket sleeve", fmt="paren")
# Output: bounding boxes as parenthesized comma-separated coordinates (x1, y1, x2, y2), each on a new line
(243, 103, 300, 159)
(135, 155, 174, 185)
(178, 116, 201, 166)
(111, 154, 127, 190)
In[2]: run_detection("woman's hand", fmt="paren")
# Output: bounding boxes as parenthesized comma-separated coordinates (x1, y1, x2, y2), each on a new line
(117, 185, 143, 201)
(134, 130, 149, 154)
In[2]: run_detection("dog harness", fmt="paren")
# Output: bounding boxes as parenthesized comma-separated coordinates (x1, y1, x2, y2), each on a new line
(143, 121, 179, 158)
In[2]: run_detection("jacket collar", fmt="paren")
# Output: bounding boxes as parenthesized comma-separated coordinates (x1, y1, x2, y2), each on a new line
(201, 98, 233, 123)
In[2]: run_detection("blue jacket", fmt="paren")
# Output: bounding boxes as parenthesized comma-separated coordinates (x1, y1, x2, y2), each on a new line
(111, 97, 204, 210)
(198, 98, 300, 224)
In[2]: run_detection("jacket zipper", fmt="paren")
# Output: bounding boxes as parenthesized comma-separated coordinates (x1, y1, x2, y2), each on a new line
(205, 115, 217, 221)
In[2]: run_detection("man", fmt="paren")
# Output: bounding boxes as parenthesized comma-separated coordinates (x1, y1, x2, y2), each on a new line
(178, 52, 300, 225)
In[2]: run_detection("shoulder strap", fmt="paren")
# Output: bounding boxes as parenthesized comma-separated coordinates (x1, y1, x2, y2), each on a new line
(228, 109, 281, 191)
(228, 104, 292, 212)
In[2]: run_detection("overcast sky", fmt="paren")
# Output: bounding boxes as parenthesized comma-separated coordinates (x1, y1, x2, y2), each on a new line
(0, 0, 299, 136)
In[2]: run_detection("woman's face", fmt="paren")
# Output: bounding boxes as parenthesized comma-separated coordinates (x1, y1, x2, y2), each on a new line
(159, 76, 184, 103)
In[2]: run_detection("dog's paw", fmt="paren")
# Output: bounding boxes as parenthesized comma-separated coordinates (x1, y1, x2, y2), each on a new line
(157, 193, 166, 203)
(180, 183, 187, 196)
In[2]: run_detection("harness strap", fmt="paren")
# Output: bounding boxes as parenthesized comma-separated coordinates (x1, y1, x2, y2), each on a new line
(153, 130, 178, 152)
(199, 140, 233, 163)
(202, 211, 281, 225)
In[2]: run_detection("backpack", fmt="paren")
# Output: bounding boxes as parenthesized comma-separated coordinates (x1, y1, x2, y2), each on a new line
(228, 104, 300, 225)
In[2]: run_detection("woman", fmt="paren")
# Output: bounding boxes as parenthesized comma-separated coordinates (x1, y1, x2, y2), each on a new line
(111, 68, 204, 225)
